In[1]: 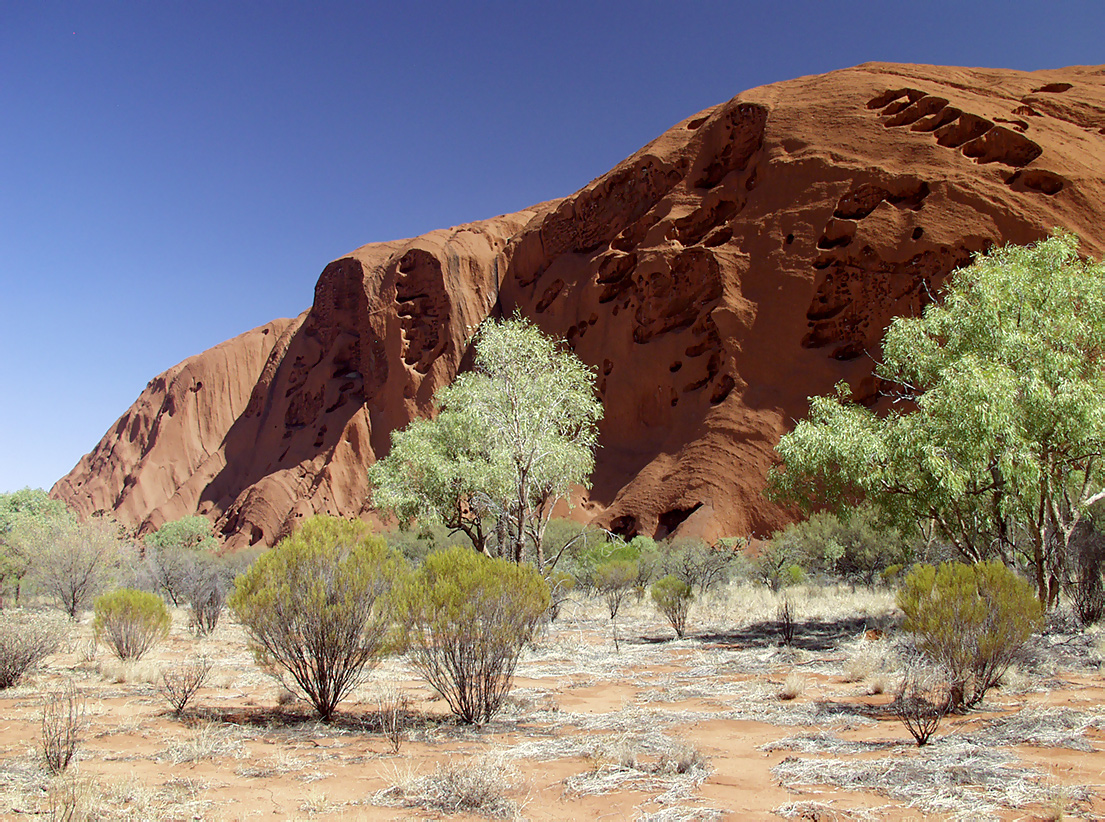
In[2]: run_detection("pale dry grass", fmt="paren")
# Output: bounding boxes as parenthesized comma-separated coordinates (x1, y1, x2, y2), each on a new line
(564, 729, 710, 800)
(163, 722, 246, 764)
(772, 737, 1094, 819)
(370, 753, 522, 818)
(697, 581, 898, 632)
(778, 670, 806, 701)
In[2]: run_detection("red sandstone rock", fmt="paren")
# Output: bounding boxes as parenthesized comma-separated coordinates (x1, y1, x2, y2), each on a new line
(54, 63, 1105, 548)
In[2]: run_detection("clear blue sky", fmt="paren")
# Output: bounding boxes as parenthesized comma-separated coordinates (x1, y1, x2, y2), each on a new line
(2, 1, 1103, 493)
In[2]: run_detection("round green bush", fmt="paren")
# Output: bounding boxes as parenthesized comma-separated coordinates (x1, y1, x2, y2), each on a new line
(399, 546, 550, 724)
(651, 575, 693, 638)
(228, 515, 404, 721)
(897, 559, 1043, 711)
(93, 589, 171, 661)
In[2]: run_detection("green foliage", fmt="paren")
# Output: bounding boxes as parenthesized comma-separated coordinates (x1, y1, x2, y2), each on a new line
(0, 489, 72, 606)
(662, 537, 747, 595)
(763, 507, 914, 585)
(22, 517, 129, 618)
(383, 522, 469, 565)
(772, 234, 1105, 603)
(146, 516, 217, 553)
(93, 589, 171, 661)
(228, 515, 404, 721)
(897, 560, 1043, 711)
(754, 540, 807, 591)
(370, 317, 603, 569)
(398, 545, 550, 724)
(651, 575, 693, 638)
(144, 516, 220, 607)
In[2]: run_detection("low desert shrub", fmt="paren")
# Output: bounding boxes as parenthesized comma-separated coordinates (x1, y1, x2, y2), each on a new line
(778, 597, 797, 646)
(0, 609, 66, 688)
(651, 575, 693, 638)
(159, 656, 213, 718)
(186, 559, 228, 636)
(663, 537, 747, 595)
(93, 588, 171, 661)
(41, 682, 83, 774)
(897, 559, 1043, 711)
(545, 568, 575, 622)
(374, 685, 412, 754)
(594, 558, 637, 651)
(399, 546, 549, 724)
(228, 515, 404, 722)
(893, 666, 949, 746)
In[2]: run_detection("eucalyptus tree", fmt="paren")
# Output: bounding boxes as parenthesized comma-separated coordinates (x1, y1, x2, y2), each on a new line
(370, 317, 603, 570)
(772, 233, 1105, 603)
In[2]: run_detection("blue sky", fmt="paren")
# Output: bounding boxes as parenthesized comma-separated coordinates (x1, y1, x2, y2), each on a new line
(2, 1, 1103, 493)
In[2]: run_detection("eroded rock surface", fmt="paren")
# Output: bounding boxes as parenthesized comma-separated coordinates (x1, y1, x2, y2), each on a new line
(54, 62, 1105, 547)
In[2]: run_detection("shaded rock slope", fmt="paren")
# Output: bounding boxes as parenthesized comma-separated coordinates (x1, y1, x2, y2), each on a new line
(54, 62, 1105, 549)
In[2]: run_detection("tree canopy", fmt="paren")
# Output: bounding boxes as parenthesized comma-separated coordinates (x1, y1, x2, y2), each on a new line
(0, 489, 73, 606)
(771, 233, 1105, 603)
(369, 317, 603, 570)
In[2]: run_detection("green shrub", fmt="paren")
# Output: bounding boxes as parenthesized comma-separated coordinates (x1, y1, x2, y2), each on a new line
(399, 546, 549, 724)
(897, 560, 1043, 712)
(93, 589, 171, 661)
(651, 575, 693, 638)
(662, 537, 746, 595)
(228, 515, 404, 721)
(593, 558, 638, 651)
(0, 609, 67, 688)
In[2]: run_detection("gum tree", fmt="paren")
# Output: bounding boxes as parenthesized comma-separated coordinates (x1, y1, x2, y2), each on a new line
(370, 317, 603, 570)
(772, 233, 1105, 604)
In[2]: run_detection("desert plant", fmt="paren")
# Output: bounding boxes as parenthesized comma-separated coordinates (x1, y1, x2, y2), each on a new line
(228, 515, 404, 722)
(399, 545, 550, 724)
(158, 656, 213, 718)
(545, 568, 575, 622)
(594, 558, 637, 651)
(93, 588, 171, 661)
(0, 609, 66, 688)
(664, 537, 747, 595)
(893, 666, 950, 746)
(898, 559, 1043, 711)
(186, 559, 228, 636)
(41, 682, 83, 774)
(651, 575, 693, 638)
(778, 670, 806, 701)
(778, 597, 797, 646)
(374, 685, 412, 754)
(23, 517, 129, 618)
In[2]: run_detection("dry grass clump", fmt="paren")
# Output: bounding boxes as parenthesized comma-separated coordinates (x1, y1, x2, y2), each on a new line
(762, 732, 895, 755)
(0, 609, 67, 689)
(778, 670, 806, 701)
(164, 722, 245, 764)
(840, 634, 898, 686)
(638, 807, 726, 821)
(372, 755, 521, 818)
(564, 732, 710, 798)
(772, 739, 1092, 817)
(96, 657, 161, 685)
(966, 706, 1103, 752)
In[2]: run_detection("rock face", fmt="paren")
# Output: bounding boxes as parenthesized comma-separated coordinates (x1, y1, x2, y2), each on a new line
(54, 62, 1105, 549)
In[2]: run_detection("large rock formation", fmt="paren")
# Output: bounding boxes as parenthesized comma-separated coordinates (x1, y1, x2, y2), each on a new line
(54, 62, 1105, 549)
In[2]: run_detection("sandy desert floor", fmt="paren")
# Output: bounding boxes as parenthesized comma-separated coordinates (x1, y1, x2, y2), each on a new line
(1, 581, 1103, 821)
